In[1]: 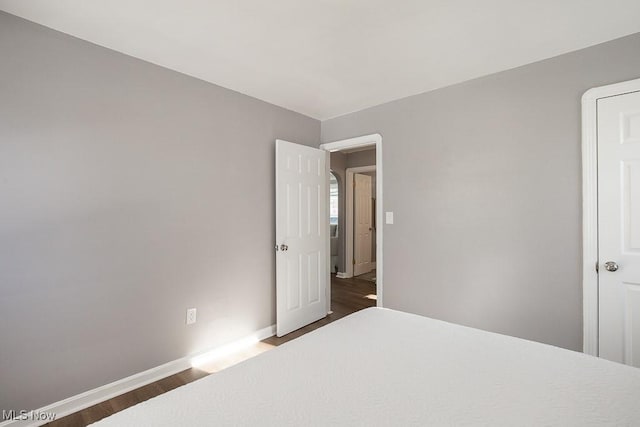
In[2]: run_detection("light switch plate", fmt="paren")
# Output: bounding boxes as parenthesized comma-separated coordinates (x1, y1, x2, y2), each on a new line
(385, 211, 394, 224)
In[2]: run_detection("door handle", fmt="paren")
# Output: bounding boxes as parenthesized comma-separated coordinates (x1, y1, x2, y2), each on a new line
(604, 261, 619, 272)
(280, 244, 289, 251)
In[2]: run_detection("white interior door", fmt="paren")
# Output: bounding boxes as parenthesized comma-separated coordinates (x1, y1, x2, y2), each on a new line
(598, 90, 640, 367)
(275, 140, 328, 337)
(353, 173, 373, 276)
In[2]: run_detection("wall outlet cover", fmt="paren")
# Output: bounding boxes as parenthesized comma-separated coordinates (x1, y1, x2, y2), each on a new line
(186, 308, 197, 325)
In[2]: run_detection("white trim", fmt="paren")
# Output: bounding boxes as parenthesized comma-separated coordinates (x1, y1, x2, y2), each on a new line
(581, 77, 640, 357)
(346, 165, 376, 279)
(324, 149, 332, 314)
(336, 272, 349, 279)
(320, 134, 379, 153)
(320, 133, 384, 308)
(582, 87, 599, 357)
(0, 325, 276, 427)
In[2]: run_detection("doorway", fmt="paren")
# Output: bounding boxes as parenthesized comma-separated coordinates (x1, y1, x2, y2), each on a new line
(320, 134, 383, 313)
(347, 166, 377, 279)
(274, 134, 382, 337)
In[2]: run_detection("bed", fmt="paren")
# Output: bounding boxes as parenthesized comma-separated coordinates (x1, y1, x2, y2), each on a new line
(93, 308, 640, 426)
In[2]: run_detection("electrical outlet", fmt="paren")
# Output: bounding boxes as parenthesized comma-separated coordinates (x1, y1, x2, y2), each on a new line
(186, 308, 197, 325)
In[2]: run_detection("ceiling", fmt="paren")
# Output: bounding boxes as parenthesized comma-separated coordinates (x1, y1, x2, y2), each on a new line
(2, 1, 640, 120)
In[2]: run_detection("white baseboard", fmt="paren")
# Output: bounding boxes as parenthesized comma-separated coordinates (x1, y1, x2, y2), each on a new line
(0, 324, 276, 427)
(336, 272, 351, 279)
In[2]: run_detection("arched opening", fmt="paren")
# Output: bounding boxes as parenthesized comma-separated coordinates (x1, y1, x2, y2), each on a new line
(329, 171, 339, 225)
(329, 171, 339, 274)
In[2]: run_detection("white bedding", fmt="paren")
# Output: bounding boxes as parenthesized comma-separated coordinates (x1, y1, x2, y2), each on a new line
(94, 308, 640, 426)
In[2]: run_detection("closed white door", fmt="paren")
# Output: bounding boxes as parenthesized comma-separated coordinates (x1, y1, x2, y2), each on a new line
(598, 90, 640, 367)
(353, 173, 373, 276)
(275, 140, 328, 337)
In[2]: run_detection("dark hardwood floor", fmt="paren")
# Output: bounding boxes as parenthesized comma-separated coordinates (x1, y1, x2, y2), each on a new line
(264, 273, 376, 346)
(43, 369, 211, 427)
(45, 273, 376, 426)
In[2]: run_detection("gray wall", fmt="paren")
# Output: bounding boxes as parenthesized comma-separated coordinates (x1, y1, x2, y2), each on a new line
(0, 12, 319, 412)
(322, 32, 640, 351)
(346, 148, 376, 168)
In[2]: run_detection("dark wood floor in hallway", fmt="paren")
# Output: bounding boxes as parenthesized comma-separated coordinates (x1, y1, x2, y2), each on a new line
(263, 272, 376, 346)
(45, 273, 376, 426)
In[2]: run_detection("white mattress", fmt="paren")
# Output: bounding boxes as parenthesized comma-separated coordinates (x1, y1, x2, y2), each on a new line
(93, 308, 640, 426)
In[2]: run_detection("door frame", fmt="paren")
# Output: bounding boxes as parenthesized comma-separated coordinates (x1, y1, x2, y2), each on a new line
(346, 165, 376, 278)
(319, 134, 383, 308)
(582, 77, 640, 356)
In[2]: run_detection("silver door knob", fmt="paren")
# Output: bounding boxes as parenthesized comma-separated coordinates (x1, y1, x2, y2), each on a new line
(280, 244, 288, 251)
(604, 261, 619, 272)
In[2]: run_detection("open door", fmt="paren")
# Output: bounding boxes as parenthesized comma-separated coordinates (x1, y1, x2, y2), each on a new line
(275, 139, 328, 337)
(353, 173, 373, 276)
(597, 90, 640, 367)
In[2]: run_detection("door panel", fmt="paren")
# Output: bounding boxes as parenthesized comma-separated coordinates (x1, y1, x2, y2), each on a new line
(624, 161, 640, 252)
(597, 90, 640, 367)
(276, 140, 327, 337)
(354, 173, 373, 276)
(624, 282, 640, 366)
